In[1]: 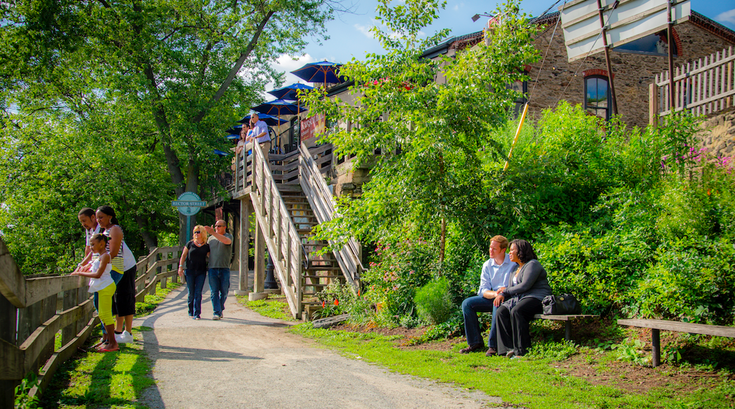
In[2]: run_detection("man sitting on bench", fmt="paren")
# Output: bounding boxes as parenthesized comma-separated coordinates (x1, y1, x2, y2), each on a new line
(460, 235, 518, 356)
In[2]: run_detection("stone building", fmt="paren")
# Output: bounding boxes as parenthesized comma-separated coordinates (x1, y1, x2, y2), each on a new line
(524, 11, 735, 129)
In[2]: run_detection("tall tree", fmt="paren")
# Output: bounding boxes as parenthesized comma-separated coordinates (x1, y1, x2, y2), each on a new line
(306, 0, 538, 263)
(1, 0, 339, 273)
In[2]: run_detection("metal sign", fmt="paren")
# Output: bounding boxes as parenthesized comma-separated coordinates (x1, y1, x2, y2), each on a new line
(172, 192, 205, 216)
(560, 0, 691, 62)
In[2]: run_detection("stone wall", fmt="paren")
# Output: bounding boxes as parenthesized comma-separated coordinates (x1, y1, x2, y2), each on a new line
(698, 108, 735, 158)
(527, 18, 734, 129)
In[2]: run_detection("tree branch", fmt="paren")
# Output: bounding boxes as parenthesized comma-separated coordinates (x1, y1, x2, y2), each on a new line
(189, 9, 275, 123)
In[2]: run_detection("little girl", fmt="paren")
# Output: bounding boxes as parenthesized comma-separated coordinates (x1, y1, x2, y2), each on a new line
(72, 233, 119, 352)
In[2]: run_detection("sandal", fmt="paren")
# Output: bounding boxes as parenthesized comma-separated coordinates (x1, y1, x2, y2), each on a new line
(485, 347, 497, 357)
(96, 346, 119, 353)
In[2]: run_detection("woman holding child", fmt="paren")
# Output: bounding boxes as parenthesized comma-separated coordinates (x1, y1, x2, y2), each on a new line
(494, 239, 552, 358)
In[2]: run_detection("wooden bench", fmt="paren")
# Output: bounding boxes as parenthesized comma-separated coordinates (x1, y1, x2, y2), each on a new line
(533, 314, 598, 341)
(617, 319, 735, 367)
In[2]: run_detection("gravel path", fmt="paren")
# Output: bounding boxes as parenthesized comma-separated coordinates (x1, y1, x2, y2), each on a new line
(136, 285, 504, 408)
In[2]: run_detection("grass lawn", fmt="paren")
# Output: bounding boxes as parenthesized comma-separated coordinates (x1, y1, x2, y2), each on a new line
(291, 323, 735, 408)
(34, 282, 181, 409)
(235, 297, 734, 409)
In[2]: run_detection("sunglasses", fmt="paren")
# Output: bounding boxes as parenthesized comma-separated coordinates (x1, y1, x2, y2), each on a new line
(193, 231, 201, 235)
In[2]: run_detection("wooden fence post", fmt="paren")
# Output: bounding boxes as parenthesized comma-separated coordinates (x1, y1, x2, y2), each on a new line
(649, 82, 658, 127)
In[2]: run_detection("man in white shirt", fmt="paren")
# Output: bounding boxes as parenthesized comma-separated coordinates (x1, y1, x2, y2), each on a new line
(250, 113, 271, 162)
(460, 235, 518, 356)
(77, 207, 103, 268)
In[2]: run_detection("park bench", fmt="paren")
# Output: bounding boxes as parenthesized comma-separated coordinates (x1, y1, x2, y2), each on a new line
(617, 319, 735, 367)
(534, 314, 598, 341)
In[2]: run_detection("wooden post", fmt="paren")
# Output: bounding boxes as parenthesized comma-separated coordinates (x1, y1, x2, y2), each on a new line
(652, 328, 661, 367)
(0, 293, 18, 408)
(596, 0, 618, 116)
(249, 214, 266, 300)
(649, 83, 658, 127)
(237, 199, 251, 295)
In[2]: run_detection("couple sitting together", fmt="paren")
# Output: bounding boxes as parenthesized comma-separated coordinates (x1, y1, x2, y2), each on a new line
(460, 235, 552, 359)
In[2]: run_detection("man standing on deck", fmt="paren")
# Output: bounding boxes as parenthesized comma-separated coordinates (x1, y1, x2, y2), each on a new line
(251, 113, 271, 162)
(205, 219, 233, 320)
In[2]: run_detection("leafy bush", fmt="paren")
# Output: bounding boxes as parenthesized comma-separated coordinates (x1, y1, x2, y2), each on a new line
(414, 277, 455, 325)
(314, 282, 372, 321)
(527, 339, 578, 361)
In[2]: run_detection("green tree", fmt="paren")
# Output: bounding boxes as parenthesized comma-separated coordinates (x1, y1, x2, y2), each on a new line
(1, 0, 340, 273)
(307, 0, 538, 263)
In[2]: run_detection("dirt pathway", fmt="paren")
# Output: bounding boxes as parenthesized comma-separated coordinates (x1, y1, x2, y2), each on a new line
(135, 286, 505, 408)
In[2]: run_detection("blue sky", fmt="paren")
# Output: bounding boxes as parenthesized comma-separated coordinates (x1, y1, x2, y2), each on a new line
(268, 0, 735, 96)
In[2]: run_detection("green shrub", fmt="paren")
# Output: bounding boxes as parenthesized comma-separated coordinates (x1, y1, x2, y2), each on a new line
(414, 277, 455, 325)
(527, 339, 578, 361)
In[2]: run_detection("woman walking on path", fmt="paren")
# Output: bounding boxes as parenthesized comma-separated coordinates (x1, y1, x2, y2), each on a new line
(96, 206, 136, 343)
(494, 239, 552, 358)
(178, 225, 210, 320)
(72, 233, 118, 352)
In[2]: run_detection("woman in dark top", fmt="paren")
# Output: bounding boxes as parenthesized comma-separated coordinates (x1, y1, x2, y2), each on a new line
(494, 239, 552, 358)
(178, 225, 210, 320)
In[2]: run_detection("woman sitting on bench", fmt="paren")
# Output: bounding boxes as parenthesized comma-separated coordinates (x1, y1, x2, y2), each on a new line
(494, 239, 552, 358)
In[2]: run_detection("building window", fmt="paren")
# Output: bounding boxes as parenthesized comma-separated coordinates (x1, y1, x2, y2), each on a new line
(613, 30, 678, 57)
(584, 76, 610, 120)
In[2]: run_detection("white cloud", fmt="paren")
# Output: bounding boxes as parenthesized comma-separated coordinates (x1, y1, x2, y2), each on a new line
(716, 9, 735, 25)
(355, 23, 375, 38)
(264, 54, 317, 100)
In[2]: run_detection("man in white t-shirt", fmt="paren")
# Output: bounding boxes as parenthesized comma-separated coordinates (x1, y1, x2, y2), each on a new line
(77, 207, 103, 268)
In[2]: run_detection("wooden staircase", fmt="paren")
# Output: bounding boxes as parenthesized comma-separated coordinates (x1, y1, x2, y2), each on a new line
(233, 141, 363, 319)
(281, 190, 346, 308)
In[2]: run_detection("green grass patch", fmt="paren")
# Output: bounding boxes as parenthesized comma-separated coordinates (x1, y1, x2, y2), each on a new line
(38, 282, 174, 408)
(238, 295, 296, 321)
(291, 323, 735, 409)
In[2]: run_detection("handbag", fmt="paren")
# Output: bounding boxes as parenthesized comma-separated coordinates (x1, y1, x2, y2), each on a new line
(542, 294, 582, 315)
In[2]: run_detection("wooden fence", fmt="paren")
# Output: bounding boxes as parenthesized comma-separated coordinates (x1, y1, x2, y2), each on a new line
(0, 238, 182, 407)
(651, 46, 735, 122)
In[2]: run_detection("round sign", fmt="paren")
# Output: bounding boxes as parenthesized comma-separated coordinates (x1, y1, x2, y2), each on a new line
(172, 192, 206, 216)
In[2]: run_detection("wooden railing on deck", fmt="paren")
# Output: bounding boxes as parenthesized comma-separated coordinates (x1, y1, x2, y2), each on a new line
(651, 46, 735, 120)
(0, 239, 182, 406)
(248, 142, 306, 318)
(298, 142, 363, 288)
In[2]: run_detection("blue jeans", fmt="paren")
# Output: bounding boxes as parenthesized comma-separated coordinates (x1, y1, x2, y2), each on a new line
(461, 296, 498, 348)
(208, 268, 231, 316)
(185, 270, 207, 318)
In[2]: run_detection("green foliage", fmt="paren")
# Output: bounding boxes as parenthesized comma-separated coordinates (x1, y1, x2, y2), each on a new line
(527, 339, 578, 361)
(1, 0, 336, 273)
(613, 338, 650, 367)
(242, 296, 297, 322)
(14, 373, 41, 409)
(314, 282, 372, 321)
(414, 277, 454, 325)
(362, 238, 438, 325)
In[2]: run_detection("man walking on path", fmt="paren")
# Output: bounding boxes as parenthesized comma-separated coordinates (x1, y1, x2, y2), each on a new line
(460, 235, 517, 356)
(205, 219, 232, 320)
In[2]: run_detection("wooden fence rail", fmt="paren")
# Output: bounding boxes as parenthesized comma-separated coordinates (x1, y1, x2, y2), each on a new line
(0, 238, 182, 407)
(651, 46, 735, 122)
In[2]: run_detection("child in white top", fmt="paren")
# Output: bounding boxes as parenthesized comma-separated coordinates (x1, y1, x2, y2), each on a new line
(72, 233, 118, 352)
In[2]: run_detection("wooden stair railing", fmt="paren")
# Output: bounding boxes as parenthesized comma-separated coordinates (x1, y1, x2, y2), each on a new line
(0, 240, 182, 407)
(298, 142, 364, 288)
(248, 141, 307, 319)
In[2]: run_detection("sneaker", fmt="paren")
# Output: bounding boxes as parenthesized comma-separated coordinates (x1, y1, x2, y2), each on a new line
(212, 314, 221, 320)
(115, 330, 133, 344)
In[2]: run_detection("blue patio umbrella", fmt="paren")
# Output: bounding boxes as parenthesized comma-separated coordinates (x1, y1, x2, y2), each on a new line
(291, 61, 345, 88)
(213, 149, 229, 156)
(226, 134, 240, 140)
(238, 113, 288, 126)
(251, 99, 306, 117)
(267, 83, 314, 101)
